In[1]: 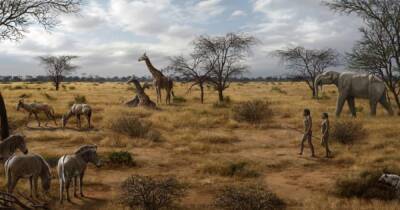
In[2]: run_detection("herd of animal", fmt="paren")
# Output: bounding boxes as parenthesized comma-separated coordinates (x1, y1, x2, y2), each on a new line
(2, 54, 400, 206)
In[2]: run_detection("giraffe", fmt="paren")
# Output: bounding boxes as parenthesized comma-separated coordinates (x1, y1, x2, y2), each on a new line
(138, 53, 174, 104)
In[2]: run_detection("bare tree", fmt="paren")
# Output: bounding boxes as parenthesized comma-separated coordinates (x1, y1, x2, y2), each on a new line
(39, 55, 78, 90)
(168, 54, 212, 104)
(0, 0, 81, 138)
(274, 46, 340, 98)
(326, 0, 400, 112)
(193, 33, 257, 102)
(0, 0, 81, 40)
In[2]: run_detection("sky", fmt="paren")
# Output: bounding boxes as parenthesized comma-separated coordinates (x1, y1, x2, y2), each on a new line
(0, 0, 363, 77)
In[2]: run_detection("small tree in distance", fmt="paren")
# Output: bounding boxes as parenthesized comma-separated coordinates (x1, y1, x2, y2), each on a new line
(193, 33, 258, 102)
(168, 54, 212, 104)
(39, 55, 79, 90)
(274, 46, 340, 98)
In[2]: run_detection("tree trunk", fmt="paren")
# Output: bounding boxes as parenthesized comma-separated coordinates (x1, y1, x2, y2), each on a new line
(388, 87, 400, 114)
(218, 89, 224, 102)
(199, 84, 204, 104)
(55, 82, 60, 91)
(0, 93, 10, 140)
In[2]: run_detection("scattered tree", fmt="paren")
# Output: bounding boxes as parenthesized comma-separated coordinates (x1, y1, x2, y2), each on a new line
(0, 0, 81, 40)
(0, 1, 81, 138)
(168, 54, 212, 103)
(38, 55, 79, 90)
(326, 0, 400, 112)
(274, 46, 340, 98)
(193, 33, 258, 102)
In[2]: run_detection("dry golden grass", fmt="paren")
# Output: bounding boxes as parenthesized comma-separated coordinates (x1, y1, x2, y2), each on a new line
(0, 81, 399, 209)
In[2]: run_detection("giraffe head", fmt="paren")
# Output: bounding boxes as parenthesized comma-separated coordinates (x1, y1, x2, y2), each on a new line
(138, 52, 148, 62)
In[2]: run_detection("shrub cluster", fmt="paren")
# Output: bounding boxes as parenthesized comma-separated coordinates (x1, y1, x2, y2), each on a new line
(215, 184, 285, 210)
(335, 167, 400, 200)
(68, 94, 87, 106)
(332, 120, 366, 144)
(120, 175, 186, 210)
(232, 100, 272, 124)
(108, 151, 135, 166)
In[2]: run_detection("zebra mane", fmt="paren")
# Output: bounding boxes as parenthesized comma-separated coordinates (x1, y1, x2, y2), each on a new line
(74, 145, 97, 155)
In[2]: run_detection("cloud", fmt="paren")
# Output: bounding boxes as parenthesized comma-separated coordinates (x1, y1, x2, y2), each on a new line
(231, 10, 247, 18)
(0, 0, 364, 77)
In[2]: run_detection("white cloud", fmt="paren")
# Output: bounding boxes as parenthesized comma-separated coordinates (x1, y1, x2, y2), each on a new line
(231, 10, 247, 18)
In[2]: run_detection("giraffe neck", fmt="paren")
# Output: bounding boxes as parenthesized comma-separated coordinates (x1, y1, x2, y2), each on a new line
(144, 58, 164, 79)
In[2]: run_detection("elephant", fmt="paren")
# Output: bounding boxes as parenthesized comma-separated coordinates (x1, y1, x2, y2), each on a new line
(314, 71, 394, 117)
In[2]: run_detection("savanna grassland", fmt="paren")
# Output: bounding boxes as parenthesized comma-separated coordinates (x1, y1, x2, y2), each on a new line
(1, 81, 400, 210)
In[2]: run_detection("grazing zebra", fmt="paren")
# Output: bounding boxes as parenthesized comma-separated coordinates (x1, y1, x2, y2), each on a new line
(62, 104, 92, 129)
(5, 154, 51, 198)
(0, 134, 28, 162)
(57, 145, 101, 203)
(16, 100, 57, 127)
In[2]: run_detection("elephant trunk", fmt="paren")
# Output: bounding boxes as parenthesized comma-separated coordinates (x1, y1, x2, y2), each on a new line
(314, 75, 323, 99)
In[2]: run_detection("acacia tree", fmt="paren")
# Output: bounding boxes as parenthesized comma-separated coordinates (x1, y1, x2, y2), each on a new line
(326, 0, 400, 112)
(168, 54, 213, 104)
(274, 46, 340, 98)
(0, 0, 81, 139)
(193, 33, 257, 102)
(39, 55, 79, 90)
(0, 0, 81, 40)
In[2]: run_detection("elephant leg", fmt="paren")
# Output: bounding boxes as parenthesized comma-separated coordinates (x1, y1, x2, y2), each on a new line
(369, 100, 377, 116)
(336, 94, 347, 117)
(347, 97, 357, 117)
(379, 95, 394, 116)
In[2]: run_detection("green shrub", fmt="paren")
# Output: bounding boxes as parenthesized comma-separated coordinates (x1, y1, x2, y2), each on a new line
(232, 100, 272, 124)
(121, 175, 187, 210)
(335, 167, 400, 200)
(215, 184, 285, 210)
(44, 156, 60, 168)
(332, 120, 366, 144)
(109, 151, 135, 166)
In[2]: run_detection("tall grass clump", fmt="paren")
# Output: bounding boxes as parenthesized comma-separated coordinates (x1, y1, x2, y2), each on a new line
(202, 160, 260, 178)
(120, 175, 187, 210)
(335, 167, 400, 200)
(215, 184, 285, 210)
(332, 120, 366, 144)
(232, 100, 272, 124)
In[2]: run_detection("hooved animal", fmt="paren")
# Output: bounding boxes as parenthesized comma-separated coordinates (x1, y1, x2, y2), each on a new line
(0, 134, 28, 162)
(62, 104, 92, 129)
(138, 53, 174, 104)
(17, 99, 58, 127)
(57, 145, 102, 203)
(5, 154, 51, 198)
(379, 173, 400, 197)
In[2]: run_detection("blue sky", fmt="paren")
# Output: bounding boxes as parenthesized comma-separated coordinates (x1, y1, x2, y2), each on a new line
(0, 0, 362, 77)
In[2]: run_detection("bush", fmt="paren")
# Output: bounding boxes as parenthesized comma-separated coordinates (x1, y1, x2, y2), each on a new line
(271, 86, 287, 94)
(44, 156, 60, 168)
(332, 120, 366, 144)
(108, 115, 150, 138)
(203, 160, 260, 178)
(335, 167, 400, 200)
(109, 151, 135, 166)
(215, 184, 285, 210)
(120, 175, 187, 210)
(213, 96, 232, 108)
(232, 100, 272, 124)
(68, 94, 87, 106)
